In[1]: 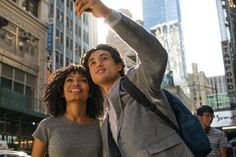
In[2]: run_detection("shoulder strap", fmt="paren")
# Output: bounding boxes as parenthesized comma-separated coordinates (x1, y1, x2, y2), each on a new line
(122, 76, 179, 132)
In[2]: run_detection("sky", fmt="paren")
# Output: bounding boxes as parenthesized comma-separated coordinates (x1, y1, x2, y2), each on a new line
(97, 0, 225, 77)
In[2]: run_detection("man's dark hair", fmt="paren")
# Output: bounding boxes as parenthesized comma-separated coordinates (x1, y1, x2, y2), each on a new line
(197, 105, 214, 116)
(81, 44, 125, 76)
(42, 64, 103, 118)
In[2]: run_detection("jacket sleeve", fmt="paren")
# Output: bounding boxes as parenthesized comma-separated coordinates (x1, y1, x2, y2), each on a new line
(105, 10, 168, 90)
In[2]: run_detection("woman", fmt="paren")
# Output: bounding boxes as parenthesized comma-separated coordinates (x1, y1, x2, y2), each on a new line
(32, 64, 103, 157)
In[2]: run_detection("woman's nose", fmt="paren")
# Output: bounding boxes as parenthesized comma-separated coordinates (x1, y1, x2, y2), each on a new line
(72, 80, 80, 86)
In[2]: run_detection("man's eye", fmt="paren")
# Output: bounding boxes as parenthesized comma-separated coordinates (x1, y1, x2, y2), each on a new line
(101, 56, 108, 61)
(89, 61, 96, 65)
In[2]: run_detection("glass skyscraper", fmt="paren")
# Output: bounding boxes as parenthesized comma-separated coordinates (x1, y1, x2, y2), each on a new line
(142, 0, 181, 30)
(142, 0, 187, 93)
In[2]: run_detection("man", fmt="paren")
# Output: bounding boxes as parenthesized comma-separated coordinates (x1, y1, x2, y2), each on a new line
(197, 105, 227, 157)
(75, 0, 194, 156)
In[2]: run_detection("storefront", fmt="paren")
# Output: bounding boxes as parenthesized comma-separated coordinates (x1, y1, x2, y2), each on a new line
(211, 110, 236, 140)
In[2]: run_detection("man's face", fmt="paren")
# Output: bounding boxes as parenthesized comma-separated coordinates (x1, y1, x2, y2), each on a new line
(198, 112, 214, 128)
(87, 50, 122, 88)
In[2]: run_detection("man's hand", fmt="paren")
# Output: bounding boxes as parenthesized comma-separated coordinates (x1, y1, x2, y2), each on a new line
(74, 0, 112, 18)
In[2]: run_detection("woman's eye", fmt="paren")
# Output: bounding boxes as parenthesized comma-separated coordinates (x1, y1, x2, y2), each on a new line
(66, 78, 73, 82)
(79, 78, 88, 83)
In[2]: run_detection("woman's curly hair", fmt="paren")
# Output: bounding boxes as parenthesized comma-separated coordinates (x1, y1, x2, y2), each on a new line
(42, 64, 103, 119)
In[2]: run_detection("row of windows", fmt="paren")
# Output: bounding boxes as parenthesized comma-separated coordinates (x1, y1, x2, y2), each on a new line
(11, 0, 39, 17)
(0, 26, 38, 60)
(56, 28, 83, 53)
(0, 63, 36, 97)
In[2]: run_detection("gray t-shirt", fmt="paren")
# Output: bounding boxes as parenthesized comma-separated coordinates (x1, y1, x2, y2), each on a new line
(32, 116, 102, 157)
(207, 127, 227, 157)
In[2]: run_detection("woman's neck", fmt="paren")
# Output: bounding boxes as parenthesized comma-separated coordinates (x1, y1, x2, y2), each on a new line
(64, 102, 93, 123)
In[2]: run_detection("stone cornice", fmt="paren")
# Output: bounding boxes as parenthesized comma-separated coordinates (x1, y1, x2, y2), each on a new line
(0, 0, 47, 40)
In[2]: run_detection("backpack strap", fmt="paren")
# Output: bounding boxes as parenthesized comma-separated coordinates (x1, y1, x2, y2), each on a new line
(122, 76, 179, 132)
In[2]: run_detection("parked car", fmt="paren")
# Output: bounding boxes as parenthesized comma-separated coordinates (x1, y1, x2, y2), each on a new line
(0, 150, 31, 157)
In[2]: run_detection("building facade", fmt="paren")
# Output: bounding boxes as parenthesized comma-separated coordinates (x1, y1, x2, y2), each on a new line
(142, 0, 181, 30)
(47, 0, 97, 73)
(142, 0, 187, 94)
(188, 64, 231, 111)
(0, 0, 98, 153)
(188, 63, 211, 111)
(216, 0, 236, 106)
(106, 9, 139, 71)
(207, 75, 230, 109)
(151, 21, 188, 94)
(0, 0, 48, 152)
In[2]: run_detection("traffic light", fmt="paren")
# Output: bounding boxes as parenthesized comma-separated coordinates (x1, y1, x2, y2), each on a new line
(0, 16, 8, 28)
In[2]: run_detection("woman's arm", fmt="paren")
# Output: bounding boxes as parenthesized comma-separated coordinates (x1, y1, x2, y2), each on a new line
(31, 138, 47, 157)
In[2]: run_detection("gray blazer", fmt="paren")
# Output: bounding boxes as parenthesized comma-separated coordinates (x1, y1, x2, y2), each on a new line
(101, 11, 194, 157)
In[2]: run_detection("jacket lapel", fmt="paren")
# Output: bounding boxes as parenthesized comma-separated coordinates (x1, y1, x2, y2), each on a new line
(101, 116, 109, 154)
(108, 78, 124, 139)
(101, 115, 122, 157)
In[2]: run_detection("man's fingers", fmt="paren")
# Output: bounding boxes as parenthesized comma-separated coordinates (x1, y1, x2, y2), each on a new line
(74, 0, 91, 16)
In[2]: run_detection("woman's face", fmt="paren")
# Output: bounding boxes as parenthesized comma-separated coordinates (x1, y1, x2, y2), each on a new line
(63, 71, 90, 104)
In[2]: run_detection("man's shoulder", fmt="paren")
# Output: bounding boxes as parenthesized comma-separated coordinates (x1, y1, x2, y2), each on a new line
(210, 127, 225, 135)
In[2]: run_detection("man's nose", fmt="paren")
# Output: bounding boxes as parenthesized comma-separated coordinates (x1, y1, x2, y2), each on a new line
(96, 59, 103, 67)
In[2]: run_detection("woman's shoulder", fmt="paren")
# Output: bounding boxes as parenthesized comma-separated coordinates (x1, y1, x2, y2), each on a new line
(39, 116, 64, 126)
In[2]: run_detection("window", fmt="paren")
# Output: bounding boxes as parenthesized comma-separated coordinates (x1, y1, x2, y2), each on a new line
(2, 64, 13, 78)
(30, 47, 35, 57)
(66, 0, 70, 8)
(22, 0, 38, 17)
(50, 3, 53, 14)
(83, 14, 88, 25)
(56, 29, 60, 39)
(26, 86, 34, 97)
(56, 51, 59, 64)
(70, 1, 73, 10)
(66, 16, 69, 28)
(70, 39, 73, 50)
(56, 8, 60, 21)
(15, 69, 25, 83)
(60, 32, 63, 43)
(0, 63, 36, 96)
(66, 36, 69, 48)
(14, 81, 24, 93)
(26, 74, 35, 86)
(60, 53, 63, 65)
(5, 33, 13, 46)
(60, 11, 64, 22)
(83, 31, 88, 43)
(1, 77, 12, 89)
(66, 57, 69, 66)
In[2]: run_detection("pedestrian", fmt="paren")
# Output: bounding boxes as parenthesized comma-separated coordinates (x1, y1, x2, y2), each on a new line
(197, 105, 227, 157)
(75, 0, 194, 156)
(227, 136, 236, 157)
(31, 64, 103, 157)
